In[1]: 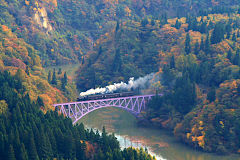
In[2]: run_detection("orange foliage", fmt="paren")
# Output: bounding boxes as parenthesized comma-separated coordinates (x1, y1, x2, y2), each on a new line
(1, 25, 10, 32)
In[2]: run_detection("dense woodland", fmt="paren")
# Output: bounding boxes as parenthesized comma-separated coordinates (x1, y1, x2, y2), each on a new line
(0, 0, 240, 157)
(0, 71, 155, 160)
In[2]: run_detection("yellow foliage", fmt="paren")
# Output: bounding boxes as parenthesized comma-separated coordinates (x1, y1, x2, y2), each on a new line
(0, 100, 8, 114)
(199, 121, 203, 126)
(186, 133, 191, 139)
(219, 121, 224, 128)
(191, 126, 196, 133)
(199, 126, 204, 130)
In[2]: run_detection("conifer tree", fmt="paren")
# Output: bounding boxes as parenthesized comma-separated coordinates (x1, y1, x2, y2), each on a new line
(112, 49, 122, 72)
(151, 19, 155, 26)
(26, 66, 30, 75)
(37, 96, 44, 107)
(194, 40, 200, 55)
(205, 32, 210, 54)
(19, 143, 28, 160)
(200, 36, 204, 51)
(48, 71, 52, 82)
(175, 19, 181, 29)
(58, 68, 62, 75)
(237, 30, 240, 38)
(200, 21, 207, 33)
(115, 20, 119, 32)
(8, 145, 16, 160)
(227, 50, 233, 61)
(208, 88, 216, 103)
(81, 56, 85, 65)
(226, 31, 231, 39)
(161, 12, 168, 25)
(170, 55, 175, 69)
(211, 23, 225, 44)
(185, 33, 191, 54)
(28, 134, 39, 160)
(232, 32, 236, 41)
(61, 72, 68, 89)
(233, 49, 240, 66)
(51, 69, 57, 85)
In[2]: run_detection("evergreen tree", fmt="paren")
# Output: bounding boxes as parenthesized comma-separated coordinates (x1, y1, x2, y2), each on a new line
(170, 55, 175, 69)
(26, 66, 30, 75)
(141, 18, 148, 27)
(237, 30, 240, 38)
(37, 96, 44, 107)
(227, 50, 233, 61)
(38, 131, 52, 159)
(200, 36, 204, 51)
(8, 145, 16, 160)
(81, 56, 85, 65)
(161, 13, 168, 25)
(226, 31, 231, 39)
(175, 19, 181, 29)
(232, 32, 236, 41)
(115, 20, 119, 32)
(200, 21, 207, 33)
(207, 88, 216, 102)
(185, 33, 191, 54)
(211, 23, 225, 44)
(51, 69, 57, 85)
(61, 72, 68, 89)
(58, 68, 62, 75)
(48, 70, 51, 82)
(112, 49, 122, 72)
(151, 19, 155, 26)
(233, 49, 240, 66)
(28, 133, 39, 160)
(19, 143, 28, 160)
(205, 32, 210, 54)
(194, 40, 200, 55)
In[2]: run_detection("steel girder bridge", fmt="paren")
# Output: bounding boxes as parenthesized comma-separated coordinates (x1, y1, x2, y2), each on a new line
(53, 94, 154, 124)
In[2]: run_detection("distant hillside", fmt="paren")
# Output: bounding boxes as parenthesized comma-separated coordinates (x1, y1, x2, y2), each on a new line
(1, 0, 240, 66)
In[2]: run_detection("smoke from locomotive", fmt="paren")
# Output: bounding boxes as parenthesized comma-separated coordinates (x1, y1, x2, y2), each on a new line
(79, 73, 156, 97)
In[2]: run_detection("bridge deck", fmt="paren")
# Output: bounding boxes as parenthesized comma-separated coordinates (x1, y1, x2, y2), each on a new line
(53, 94, 160, 124)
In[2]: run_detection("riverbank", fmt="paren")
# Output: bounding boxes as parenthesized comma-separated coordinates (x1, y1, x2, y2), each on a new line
(77, 107, 240, 160)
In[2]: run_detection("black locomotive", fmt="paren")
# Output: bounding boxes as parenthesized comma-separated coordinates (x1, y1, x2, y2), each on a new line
(77, 91, 136, 101)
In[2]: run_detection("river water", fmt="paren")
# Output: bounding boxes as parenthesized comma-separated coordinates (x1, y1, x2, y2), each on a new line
(77, 107, 240, 160)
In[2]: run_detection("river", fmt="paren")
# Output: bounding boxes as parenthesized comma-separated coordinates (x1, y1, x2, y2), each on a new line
(77, 107, 240, 160)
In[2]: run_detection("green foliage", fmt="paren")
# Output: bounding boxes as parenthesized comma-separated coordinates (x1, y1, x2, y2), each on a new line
(207, 88, 216, 102)
(0, 71, 154, 159)
(211, 23, 225, 44)
(185, 33, 191, 54)
(51, 69, 57, 85)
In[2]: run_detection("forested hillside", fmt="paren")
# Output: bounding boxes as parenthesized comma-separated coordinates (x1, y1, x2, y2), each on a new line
(0, 71, 155, 160)
(75, 6, 240, 155)
(1, 0, 240, 157)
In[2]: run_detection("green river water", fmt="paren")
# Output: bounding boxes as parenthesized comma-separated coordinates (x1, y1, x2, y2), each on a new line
(77, 107, 240, 160)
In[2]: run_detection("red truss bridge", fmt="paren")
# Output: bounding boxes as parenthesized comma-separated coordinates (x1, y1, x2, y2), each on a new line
(53, 94, 156, 124)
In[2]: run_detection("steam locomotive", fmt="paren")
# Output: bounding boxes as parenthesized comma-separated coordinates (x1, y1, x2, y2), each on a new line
(77, 91, 137, 101)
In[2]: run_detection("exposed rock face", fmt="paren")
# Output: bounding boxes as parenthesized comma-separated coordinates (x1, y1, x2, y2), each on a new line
(33, 7, 52, 33)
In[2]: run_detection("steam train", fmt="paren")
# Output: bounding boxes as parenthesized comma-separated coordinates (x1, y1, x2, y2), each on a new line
(77, 91, 136, 101)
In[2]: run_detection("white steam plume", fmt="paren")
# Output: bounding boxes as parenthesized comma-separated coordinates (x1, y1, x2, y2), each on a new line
(80, 73, 155, 97)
